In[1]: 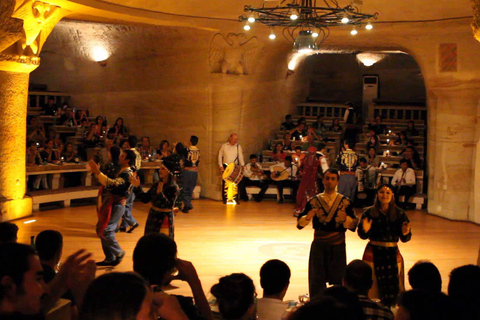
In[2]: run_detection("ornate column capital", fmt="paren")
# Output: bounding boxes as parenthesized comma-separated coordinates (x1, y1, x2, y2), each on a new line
(0, 0, 69, 73)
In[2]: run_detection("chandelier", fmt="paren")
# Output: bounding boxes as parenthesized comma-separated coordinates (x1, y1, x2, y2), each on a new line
(239, 0, 378, 52)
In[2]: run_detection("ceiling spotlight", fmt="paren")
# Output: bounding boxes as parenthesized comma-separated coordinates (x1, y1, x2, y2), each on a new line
(290, 9, 299, 20)
(341, 14, 349, 24)
(244, 23, 251, 31)
(247, 15, 255, 23)
(312, 29, 319, 38)
(365, 22, 373, 30)
(269, 29, 276, 40)
(350, 27, 358, 35)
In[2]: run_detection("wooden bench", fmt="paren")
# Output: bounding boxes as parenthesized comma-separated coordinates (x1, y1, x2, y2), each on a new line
(356, 143, 424, 156)
(359, 134, 425, 145)
(29, 186, 98, 211)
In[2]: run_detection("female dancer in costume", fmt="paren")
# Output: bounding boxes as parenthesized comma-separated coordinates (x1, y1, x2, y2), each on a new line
(293, 146, 320, 216)
(130, 161, 181, 239)
(357, 184, 412, 307)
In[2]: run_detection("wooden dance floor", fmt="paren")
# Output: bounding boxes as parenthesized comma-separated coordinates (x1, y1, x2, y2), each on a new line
(16, 199, 480, 301)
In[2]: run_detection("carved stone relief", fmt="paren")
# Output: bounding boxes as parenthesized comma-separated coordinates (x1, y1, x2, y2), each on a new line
(209, 33, 259, 75)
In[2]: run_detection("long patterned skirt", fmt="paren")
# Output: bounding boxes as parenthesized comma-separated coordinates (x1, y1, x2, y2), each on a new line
(144, 208, 174, 239)
(362, 243, 405, 307)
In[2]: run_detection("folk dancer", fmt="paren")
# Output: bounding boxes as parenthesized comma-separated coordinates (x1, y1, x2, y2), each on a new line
(119, 136, 141, 233)
(88, 150, 137, 266)
(294, 147, 321, 216)
(297, 169, 358, 298)
(336, 140, 359, 202)
(218, 133, 245, 204)
(130, 160, 181, 239)
(181, 136, 200, 213)
(357, 184, 412, 307)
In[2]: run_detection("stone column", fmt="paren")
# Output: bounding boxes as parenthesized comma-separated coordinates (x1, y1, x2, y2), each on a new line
(0, 0, 67, 221)
(0, 56, 40, 221)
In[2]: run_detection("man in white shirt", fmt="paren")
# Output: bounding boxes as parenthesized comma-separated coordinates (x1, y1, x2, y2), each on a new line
(218, 133, 245, 204)
(241, 154, 270, 202)
(257, 259, 291, 320)
(270, 155, 299, 203)
(391, 159, 416, 209)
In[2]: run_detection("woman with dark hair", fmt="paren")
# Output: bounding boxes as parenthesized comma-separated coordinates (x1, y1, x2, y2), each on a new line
(211, 273, 256, 320)
(394, 131, 409, 146)
(108, 117, 129, 142)
(85, 116, 106, 146)
(61, 142, 77, 163)
(282, 133, 293, 151)
(157, 140, 172, 160)
(357, 184, 412, 307)
(271, 142, 286, 162)
(366, 134, 381, 155)
(405, 120, 419, 138)
(366, 147, 380, 168)
(130, 160, 181, 239)
(329, 118, 343, 133)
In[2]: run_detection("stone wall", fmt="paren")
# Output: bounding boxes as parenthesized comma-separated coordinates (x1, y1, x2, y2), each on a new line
(30, 20, 307, 200)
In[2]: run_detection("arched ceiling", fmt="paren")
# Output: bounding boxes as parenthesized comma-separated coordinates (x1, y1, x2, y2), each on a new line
(52, 0, 473, 28)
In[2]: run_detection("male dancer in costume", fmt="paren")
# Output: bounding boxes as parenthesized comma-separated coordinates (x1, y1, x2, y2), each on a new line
(297, 169, 358, 297)
(88, 150, 136, 266)
(336, 140, 359, 202)
(182, 135, 200, 213)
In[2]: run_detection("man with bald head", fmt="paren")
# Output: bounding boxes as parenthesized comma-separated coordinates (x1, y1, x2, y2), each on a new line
(218, 133, 246, 204)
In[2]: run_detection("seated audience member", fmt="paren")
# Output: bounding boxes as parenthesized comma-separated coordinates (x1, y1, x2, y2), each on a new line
(408, 260, 442, 293)
(364, 129, 377, 143)
(75, 109, 88, 124)
(240, 154, 269, 202)
(27, 141, 48, 190)
(35, 230, 77, 311)
(405, 120, 419, 138)
(139, 136, 155, 160)
(77, 118, 90, 136)
(133, 233, 213, 320)
(290, 123, 308, 141)
(282, 133, 293, 151)
(289, 296, 351, 320)
(355, 157, 378, 208)
(369, 115, 387, 135)
(394, 131, 409, 146)
(27, 117, 46, 146)
(293, 146, 305, 167)
(0, 222, 18, 244)
(59, 107, 77, 127)
(107, 117, 129, 142)
(396, 290, 454, 320)
(40, 139, 60, 164)
(313, 115, 327, 133)
(366, 134, 381, 155)
(79, 272, 188, 320)
(211, 273, 256, 320)
(323, 286, 364, 320)
(329, 118, 343, 133)
(157, 140, 172, 160)
(271, 143, 286, 162)
(42, 97, 56, 115)
(366, 147, 380, 168)
(301, 133, 319, 151)
(401, 146, 422, 170)
(87, 116, 106, 143)
(99, 138, 114, 167)
(391, 159, 416, 208)
(61, 143, 82, 187)
(257, 259, 291, 320)
(281, 114, 295, 131)
(270, 156, 299, 204)
(0, 243, 94, 318)
(26, 141, 42, 165)
(343, 259, 393, 320)
(448, 264, 480, 320)
(47, 129, 63, 150)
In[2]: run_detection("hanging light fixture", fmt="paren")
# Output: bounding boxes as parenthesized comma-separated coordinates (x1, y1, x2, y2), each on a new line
(269, 29, 276, 40)
(293, 30, 318, 52)
(239, 0, 378, 51)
